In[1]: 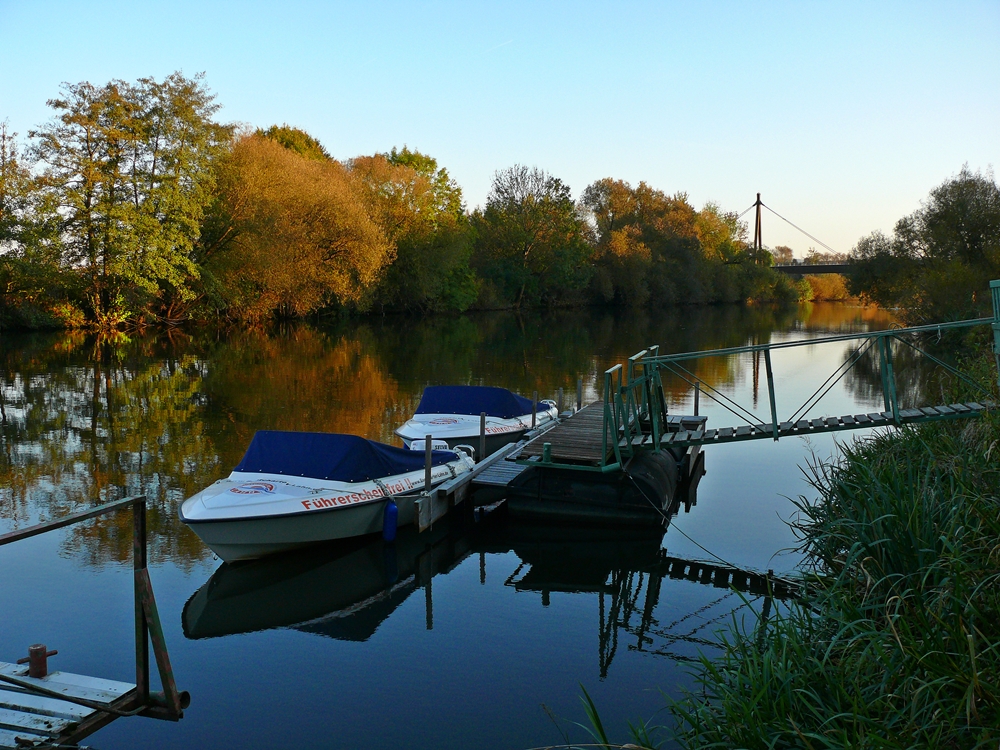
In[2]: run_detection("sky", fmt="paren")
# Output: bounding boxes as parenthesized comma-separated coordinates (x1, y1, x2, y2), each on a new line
(1, 0, 997, 258)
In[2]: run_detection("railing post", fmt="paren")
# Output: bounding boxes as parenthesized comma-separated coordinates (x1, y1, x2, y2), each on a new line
(479, 412, 486, 463)
(133, 495, 149, 705)
(764, 349, 779, 441)
(991, 280, 1000, 392)
(879, 336, 900, 424)
(577, 377, 583, 411)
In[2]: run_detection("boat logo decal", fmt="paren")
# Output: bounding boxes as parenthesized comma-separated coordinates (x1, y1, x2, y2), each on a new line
(230, 481, 276, 495)
(428, 418, 459, 425)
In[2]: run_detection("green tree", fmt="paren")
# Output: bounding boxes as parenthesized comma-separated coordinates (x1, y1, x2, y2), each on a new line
(258, 124, 331, 162)
(471, 165, 591, 307)
(848, 166, 1000, 322)
(354, 149, 476, 312)
(29, 73, 228, 326)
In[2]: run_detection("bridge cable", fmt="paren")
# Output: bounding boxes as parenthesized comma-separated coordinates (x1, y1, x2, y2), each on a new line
(787, 339, 876, 424)
(893, 335, 995, 399)
(736, 203, 757, 220)
(661, 361, 762, 427)
(760, 202, 838, 255)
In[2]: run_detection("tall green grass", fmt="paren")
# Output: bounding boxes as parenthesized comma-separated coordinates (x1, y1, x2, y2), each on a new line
(670, 409, 1000, 748)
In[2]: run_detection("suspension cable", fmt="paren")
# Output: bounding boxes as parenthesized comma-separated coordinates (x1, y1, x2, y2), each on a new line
(760, 202, 838, 255)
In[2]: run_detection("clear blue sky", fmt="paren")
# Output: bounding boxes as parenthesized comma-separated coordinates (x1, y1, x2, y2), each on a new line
(1, 1, 997, 257)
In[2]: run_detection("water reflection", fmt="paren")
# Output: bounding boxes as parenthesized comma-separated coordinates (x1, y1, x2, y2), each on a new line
(0, 303, 897, 567)
(183, 523, 465, 640)
(182, 494, 795, 680)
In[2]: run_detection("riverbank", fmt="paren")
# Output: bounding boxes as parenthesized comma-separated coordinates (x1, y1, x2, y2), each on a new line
(667, 348, 1000, 748)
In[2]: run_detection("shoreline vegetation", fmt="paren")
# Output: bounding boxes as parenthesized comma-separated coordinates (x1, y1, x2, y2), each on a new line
(1, 72, 852, 333)
(576, 169, 1000, 747)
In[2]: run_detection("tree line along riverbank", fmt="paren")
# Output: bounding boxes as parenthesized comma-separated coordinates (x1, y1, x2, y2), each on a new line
(0, 72, 865, 332)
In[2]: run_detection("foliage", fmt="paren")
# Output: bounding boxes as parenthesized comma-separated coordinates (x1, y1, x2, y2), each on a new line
(26, 73, 229, 325)
(200, 134, 391, 323)
(349, 151, 477, 312)
(579, 179, 799, 307)
(258, 124, 331, 162)
(848, 166, 1000, 322)
(667, 351, 1000, 748)
(801, 273, 852, 301)
(471, 165, 592, 308)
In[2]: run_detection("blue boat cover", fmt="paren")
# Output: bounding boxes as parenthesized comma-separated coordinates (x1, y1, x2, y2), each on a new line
(414, 385, 542, 419)
(234, 431, 457, 483)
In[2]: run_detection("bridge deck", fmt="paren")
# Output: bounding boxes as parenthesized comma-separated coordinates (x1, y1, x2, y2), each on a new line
(623, 401, 995, 450)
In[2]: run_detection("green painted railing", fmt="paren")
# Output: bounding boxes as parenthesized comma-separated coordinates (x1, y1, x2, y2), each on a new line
(600, 279, 1000, 464)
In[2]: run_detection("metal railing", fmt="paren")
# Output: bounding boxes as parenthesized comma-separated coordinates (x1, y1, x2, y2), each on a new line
(0, 495, 188, 721)
(600, 282, 1000, 461)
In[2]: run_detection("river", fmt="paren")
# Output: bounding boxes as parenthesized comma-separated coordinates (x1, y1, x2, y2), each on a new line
(0, 302, 898, 749)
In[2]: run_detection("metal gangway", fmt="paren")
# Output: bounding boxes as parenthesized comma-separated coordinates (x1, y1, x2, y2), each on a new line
(557, 280, 1000, 472)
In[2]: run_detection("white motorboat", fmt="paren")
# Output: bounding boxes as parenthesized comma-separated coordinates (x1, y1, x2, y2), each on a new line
(179, 430, 474, 562)
(395, 386, 559, 457)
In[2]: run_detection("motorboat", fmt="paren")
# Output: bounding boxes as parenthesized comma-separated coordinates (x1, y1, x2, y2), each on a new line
(395, 385, 559, 457)
(179, 430, 475, 562)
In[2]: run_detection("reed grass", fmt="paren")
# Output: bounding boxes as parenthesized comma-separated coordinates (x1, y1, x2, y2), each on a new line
(669, 399, 1000, 748)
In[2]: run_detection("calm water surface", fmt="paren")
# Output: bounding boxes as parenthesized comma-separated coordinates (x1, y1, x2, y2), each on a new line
(0, 303, 899, 749)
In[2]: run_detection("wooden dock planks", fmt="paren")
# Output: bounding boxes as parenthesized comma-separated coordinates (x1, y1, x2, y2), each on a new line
(0, 662, 136, 749)
(518, 402, 610, 465)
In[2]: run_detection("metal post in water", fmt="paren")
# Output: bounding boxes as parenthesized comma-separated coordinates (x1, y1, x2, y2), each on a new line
(479, 412, 486, 463)
(425, 578, 433, 631)
(577, 377, 583, 411)
(693, 382, 700, 416)
(532, 391, 537, 429)
(558, 387, 563, 413)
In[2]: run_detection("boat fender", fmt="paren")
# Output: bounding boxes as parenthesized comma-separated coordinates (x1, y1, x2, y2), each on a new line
(382, 498, 398, 543)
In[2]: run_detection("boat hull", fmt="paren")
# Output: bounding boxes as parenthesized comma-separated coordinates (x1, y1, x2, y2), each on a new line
(183, 493, 418, 563)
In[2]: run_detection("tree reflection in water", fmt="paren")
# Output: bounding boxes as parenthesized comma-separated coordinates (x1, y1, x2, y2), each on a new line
(0, 302, 896, 567)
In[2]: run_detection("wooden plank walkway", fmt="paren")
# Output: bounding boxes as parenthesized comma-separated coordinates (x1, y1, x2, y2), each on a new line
(0, 662, 136, 749)
(472, 460, 531, 488)
(518, 402, 609, 465)
(637, 401, 996, 449)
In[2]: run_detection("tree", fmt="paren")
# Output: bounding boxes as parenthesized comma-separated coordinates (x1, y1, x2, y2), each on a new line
(472, 165, 591, 307)
(351, 150, 476, 312)
(848, 166, 1000, 322)
(30, 73, 228, 326)
(258, 124, 331, 162)
(200, 134, 391, 323)
(772, 245, 794, 265)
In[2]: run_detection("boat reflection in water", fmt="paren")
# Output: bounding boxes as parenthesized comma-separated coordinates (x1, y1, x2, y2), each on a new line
(183, 522, 467, 641)
(184, 454, 787, 673)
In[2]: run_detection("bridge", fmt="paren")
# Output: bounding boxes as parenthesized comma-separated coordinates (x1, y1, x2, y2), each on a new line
(772, 262, 853, 276)
(509, 280, 1000, 473)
